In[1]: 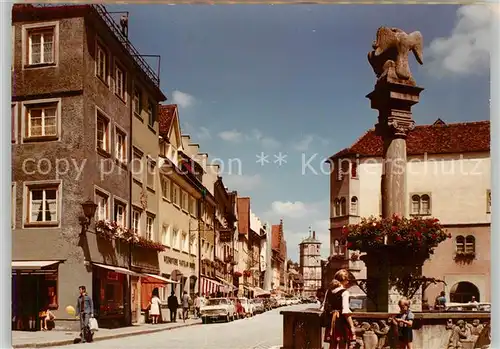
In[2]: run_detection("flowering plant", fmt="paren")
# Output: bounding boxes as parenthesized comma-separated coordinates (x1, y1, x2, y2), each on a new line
(243, 270, 251, 277)
(95, 220, 118, 240)
(95, 220, 164, 251)
(342, 215, 450, 258)
(134, 236, 166, 252)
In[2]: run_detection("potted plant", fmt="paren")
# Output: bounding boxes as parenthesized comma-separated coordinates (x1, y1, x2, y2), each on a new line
(454, 251, 475, 263)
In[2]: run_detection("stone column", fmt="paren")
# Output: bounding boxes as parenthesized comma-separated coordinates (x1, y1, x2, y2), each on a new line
(365, 78, 424, 312)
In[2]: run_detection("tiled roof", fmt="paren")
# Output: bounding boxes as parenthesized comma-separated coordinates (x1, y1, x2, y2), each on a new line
(237, 197, 250, 235)
(159, 104, 177, 139)
(329, 120, 490, 159)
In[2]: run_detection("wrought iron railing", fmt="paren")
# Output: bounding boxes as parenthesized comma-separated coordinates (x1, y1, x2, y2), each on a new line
(30, 3, 160, 87)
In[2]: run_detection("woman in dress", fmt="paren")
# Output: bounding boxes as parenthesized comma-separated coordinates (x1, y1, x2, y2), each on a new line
(322, 269, 356, 349)
(148, 288, 161, 324)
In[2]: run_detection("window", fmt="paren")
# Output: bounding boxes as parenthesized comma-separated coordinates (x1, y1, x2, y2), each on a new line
(147, 159, 156, 190)
(132, 209, 141, 234)
(182, 191, 189, 211)
(12, 183, 16, 229)
(25, 102, 58, 139)
(351, 162, 358, 178)
(456, 236, 465, 253)
(188, 196, 195, 215)
(115, 128, 126, 163)
(337, 160, 349, 180)
(133, 87, 142, 115)
(147, 101, 155, 128)
(96, 112, 110, 152)
(95, 190, 109, 221)
(465, 235, 475, 254)
(410, 193, 431, 215)
(340, 197, 347, 216)
(114, 63, 126, 100)
(26, 184, 59, 225)
(182, 232, 188, 252)
(12, 103, 17, 143)
(161, 225, 170, 246)
(146, 214, 154, 240)
(27, 28, 55, 65)
(114, 200, 126, 227)
(350, 196, 358, 215)
(172, 228, 179, 249)
(172, 184, 180, 207)
(334, 199, 340, 217)
(132, 148, 143, 180)
(487, 189, 491, 213)
(96, 42, 108, 82)
(161, 177, 171, 200)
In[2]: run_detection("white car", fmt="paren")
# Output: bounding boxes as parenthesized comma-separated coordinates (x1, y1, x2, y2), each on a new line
(238, 297, 255, 317)
(278, 298, 287, 307)
(200, 298, 236, 323)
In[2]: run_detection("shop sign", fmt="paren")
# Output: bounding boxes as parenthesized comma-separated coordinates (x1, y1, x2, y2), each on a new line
(164, 256, 195, 270)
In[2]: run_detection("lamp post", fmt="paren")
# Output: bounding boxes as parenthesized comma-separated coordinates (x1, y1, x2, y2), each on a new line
(80, 199, 98, 231)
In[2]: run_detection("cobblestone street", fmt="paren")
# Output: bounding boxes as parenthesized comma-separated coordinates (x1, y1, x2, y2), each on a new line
(48, 305, 308, 349)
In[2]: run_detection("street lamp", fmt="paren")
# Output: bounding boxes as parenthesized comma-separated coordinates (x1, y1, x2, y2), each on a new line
(80, 199, 98, 231)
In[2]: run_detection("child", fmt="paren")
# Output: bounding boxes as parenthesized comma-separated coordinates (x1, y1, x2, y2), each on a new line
(394, 298, 414, 349)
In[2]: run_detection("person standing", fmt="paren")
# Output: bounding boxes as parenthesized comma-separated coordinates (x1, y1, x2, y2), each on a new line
(434, 291, 446, 311)
(181, 291, 190, 322)
(148, 288, 161, 324)
(76, 286, 94, 343)
(194, 293, 201, 318)
(392, 298, 415, 349)
(167, 291, 179, 323)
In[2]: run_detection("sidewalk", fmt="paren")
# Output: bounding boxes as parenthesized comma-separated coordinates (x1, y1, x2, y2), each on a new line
(12, 319, 202, 348)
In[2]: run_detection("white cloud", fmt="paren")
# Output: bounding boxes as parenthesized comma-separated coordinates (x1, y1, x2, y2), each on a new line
(171, 90, 195, 108)
(218, 130, 243, 142)
(196, 126, 211, 140)
(223, 174, 262, 191)
(293, 134, 329, 152)
(426, 5, 493, 77)
(268, 200, 318, 218)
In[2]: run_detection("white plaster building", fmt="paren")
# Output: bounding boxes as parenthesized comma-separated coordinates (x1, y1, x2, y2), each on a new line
(326, 119, 491, 304)
(299, 230, 322, 298)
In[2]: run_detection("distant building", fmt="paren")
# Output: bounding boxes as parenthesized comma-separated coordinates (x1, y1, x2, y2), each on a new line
(299, 230, 322, 298)
(271, 220, 287, 294)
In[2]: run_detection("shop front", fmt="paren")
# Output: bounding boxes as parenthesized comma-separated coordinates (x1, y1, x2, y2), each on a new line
(159, 251, 197, 302)
(12, 261, 61, 331)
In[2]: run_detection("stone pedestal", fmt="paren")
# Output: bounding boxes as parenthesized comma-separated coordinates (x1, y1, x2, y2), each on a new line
(365, 78, 424, 312)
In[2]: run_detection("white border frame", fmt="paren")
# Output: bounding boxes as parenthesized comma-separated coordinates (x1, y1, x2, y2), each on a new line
(20, 97, 62, 144)
(22, 179, 63, 229)
(21, 21, 60, 69)
(94, 185, 111, 221)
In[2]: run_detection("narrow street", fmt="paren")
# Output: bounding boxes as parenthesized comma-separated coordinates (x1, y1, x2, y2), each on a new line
(51, 304, 310, 349)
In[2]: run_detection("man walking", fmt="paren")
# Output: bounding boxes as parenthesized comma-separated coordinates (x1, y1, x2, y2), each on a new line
(76, 286, 93, 343)
(167, 291, 179, 323)
(194, 293, 201, 318)
(182, 291, 190, 321)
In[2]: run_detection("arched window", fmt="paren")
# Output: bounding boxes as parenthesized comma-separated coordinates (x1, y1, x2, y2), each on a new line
(450, 281, 480, 303)
(334, 199, 341, 217)
(334, 239, 340, 255)
(411, 195, 421, 215)
(350, 196, 358, 215)
(455, 235, 465, 253)
(340, 197, 347, 216)
(465, 235, 475, 254)
(421, 194, 431, 214)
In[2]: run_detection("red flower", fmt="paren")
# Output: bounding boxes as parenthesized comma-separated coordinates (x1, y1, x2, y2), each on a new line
(396, 236, 402, 241)
(391, 226, 398, 232)
(346, 242, 353, 248)
(415, 232, 422, 240)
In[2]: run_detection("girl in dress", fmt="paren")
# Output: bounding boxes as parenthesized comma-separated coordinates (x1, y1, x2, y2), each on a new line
(148, 288, 161, 324)
(322, 269, 356, 349)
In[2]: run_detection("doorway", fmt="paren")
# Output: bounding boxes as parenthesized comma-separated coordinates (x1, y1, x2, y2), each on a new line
(450, 281, 480, 303)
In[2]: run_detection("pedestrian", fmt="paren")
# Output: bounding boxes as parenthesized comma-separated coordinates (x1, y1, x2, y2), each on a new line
(434, 291, 446, 311)
(167, 291, 179, 323)
(75, 285, 94, 343)
(468, 296, 479, 310)
(148, 288, 161, 324)
(194, 293, 201, 318)
(391, 297, 414, 349)
(181, 291, 190, 321)
(38, 304, 55, 331)
(321, 269, 356, 349)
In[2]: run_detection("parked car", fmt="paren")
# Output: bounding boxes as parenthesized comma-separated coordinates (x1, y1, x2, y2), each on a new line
(238, 297, 254, 317)
(270, 297, 279, 308)
(252, 298, 265, 313)
(263, 298, 273, 311)
(229, 298, 246, 319)
(277, 298, 287, 307)
(200, 298, 236, 323)
(445, 302, 491, 312)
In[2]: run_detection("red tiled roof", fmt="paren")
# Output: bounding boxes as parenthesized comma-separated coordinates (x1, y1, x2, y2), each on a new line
(159, 104, 177, 139)
(237, 197, 250, 235)
(329, 120, 490, 159)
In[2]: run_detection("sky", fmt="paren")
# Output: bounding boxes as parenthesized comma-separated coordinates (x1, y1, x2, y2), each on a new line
(108, 4, 491, 261)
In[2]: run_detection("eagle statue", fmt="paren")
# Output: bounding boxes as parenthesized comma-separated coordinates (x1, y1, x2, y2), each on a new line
(368, 27, 423, 84)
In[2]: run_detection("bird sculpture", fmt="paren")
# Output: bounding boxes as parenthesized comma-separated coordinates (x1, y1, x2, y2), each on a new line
(368, 27, 423, 85)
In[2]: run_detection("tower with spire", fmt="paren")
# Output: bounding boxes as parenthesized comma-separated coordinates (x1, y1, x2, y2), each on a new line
(299, 226, 322, 298)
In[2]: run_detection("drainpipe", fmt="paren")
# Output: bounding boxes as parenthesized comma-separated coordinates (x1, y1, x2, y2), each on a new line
(127, 89, 133, 327)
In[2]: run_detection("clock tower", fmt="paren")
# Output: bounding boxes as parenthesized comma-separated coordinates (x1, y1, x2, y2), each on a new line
(299, 228, 322, 298)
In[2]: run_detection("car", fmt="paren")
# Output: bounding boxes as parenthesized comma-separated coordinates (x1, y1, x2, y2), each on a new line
(238, 297, 255, 317)
(277, 298, 287, 307)
(252, 298, 265, 313)
(263, 298, 273, 311)
(200, 298, 236, 323)
(445, 302, 491, 312)
(230, 297, 246, 319)
(269, 297, 279, 308)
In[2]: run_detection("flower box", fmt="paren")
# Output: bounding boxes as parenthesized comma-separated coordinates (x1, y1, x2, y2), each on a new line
(454, 251, 475, 263)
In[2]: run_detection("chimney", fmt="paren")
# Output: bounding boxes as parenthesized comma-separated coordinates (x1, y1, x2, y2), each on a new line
(313, 231, 316, 240)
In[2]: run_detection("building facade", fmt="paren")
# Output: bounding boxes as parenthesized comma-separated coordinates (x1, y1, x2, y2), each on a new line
(271, 220, 287, 295)
(299, 231, 322, 298)
(11, 4, 167, 330)
(325, 119, 491, 304)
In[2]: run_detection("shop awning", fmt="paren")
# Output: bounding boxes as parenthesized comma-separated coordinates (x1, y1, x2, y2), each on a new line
(93, 263, 141, 276)
(254, 287, 271, 297)
(142, 273, 179, 284)
(12, 261, 61, 269)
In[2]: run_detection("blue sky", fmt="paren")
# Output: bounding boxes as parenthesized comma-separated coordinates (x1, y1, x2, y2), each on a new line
(109, 4, 491, 261)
